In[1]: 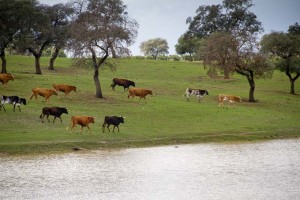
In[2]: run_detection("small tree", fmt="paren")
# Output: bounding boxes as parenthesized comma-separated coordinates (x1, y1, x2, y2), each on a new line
(200, 32, 274, 102)
(68, 0, 138, 98)
(140, 38, 169, 59)
(175, 35, 201, 61)
(261, 23, 300, 95)
(16, 4, 53, 74)
(0, 0, 37, 73)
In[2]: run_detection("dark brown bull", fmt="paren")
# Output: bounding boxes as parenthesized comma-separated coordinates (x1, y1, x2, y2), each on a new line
(40, 107, 68, 123)
(111, 78, 135, 91)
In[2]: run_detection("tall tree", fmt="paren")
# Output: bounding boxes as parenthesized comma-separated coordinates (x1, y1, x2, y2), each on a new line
(261, 23, 300, 94)
(184, 0, 263, 79)
(0, 0, 37, 73)
(139, 38, 169, 59)
(68, 0, 138, 98)
(47, 3, 74, 70)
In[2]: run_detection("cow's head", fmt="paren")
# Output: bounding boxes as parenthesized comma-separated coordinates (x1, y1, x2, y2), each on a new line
(61, 107, 68, 114)
(20, 98, 27, 105)
(89, 116, 95, 123)
(52, 89, 58, 95)
(119, 116, 125, 124)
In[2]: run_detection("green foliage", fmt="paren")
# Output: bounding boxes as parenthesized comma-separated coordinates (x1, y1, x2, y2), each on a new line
(260, 23, 300, 94)
(0, 55, 299, 155)
(185, 0, 263, 38)
(139, 38, 169, 59)
(175, 35, 202, 56)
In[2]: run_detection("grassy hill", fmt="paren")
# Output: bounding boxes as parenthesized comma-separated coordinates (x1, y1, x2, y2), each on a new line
(1, 55, 299, 155)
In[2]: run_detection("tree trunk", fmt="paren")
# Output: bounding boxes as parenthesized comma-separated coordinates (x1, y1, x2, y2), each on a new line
(34, 55, 42, 75)
(224, 68, 230, 79)
(48, 48, 59, 70)
(236, 67, 256, 102)
(94, 68, 103, 98)
(286, 70, 299, 95)
(111, 45, 117, 58)
(0, 49, 7, 73)
(247, 72, 256, 102)
(90, 47, 104, 98)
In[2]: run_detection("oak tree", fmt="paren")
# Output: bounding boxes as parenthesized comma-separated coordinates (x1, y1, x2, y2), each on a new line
(68, 0, 138, 98)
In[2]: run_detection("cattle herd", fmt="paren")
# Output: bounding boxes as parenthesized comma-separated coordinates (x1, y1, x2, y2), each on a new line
(1, 74, 242, 134)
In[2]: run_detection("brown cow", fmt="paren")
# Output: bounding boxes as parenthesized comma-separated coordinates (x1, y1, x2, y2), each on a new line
(128, 87, 153, 101)
(53, 83, 77, 98)
(0, 73, 14, 85)
(30, 88, 58, 103)
(68, 116, 95, 134)
(218, 94, 242, 107)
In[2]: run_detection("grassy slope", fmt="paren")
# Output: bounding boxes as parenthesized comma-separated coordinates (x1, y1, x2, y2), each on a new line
(0, 55, 299, 155)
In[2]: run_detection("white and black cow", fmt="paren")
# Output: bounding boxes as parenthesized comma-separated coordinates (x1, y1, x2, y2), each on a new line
(185, 88, 209, 102)
(0, 95, 27, 111)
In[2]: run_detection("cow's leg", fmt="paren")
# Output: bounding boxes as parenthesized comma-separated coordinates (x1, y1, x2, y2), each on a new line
(197, 95, 201, 103)
(46, 115, 50, 123)
(86, 125, 92, 134)
(17, 105, 21, 112)
(40, 114, 45, 123)
(186, 93, 190, 101)
(59, 117, 62, 123)
(102, 123, 106, 133)
(2, 104, 6, 111)
(117, 125, 120, 132)
(13, 103, 16, 112)
(113, 126, 115, 132)
(30, 93, 37, 101)
(53, 117, 57, 123)
(0, 103, 6, 111)
(107, 124, 111, 132)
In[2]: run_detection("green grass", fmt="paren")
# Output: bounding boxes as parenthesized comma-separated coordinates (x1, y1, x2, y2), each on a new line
(0, 55, 299, 155)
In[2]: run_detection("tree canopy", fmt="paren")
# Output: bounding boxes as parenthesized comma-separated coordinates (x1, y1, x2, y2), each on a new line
(140, 38, 169, 59)
(200, 32, 273, 102)
(186, 0, 263, 38)
(261, 23, 300, 94)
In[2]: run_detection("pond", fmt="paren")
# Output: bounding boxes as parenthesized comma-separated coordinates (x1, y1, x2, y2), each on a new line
(1, 139, 299, 200)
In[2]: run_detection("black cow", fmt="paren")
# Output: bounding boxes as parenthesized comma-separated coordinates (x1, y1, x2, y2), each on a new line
(40, 107, 68, 123)
(185, 88, 209, 102)
(111, 78, 135, 91)
(0, 95, 27, 111)
(102, 116, 125, 133)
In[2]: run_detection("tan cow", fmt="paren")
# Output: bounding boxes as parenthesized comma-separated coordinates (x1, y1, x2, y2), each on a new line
(67, 116, 95, 134)
(218, 94, 242, 107)
(0, 73, 14, 85)
(128, 87, 153, 101)
(30, 88, 58, 103)
(53, 83, 77, 98)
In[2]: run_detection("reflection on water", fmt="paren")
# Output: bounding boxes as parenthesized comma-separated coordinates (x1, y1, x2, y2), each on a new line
(1, 139, 300, 200)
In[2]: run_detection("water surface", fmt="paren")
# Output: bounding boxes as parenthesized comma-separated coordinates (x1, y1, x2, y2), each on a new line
(1, 139, 299, 200)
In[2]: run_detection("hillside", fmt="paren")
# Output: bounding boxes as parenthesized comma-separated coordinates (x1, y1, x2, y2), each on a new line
(1, 55, 299, 155)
